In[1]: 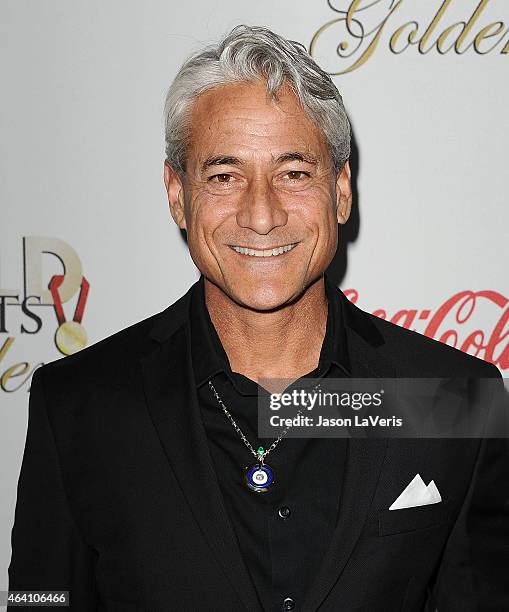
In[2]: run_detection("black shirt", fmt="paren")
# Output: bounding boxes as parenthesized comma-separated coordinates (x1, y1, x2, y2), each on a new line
(189, 272, 351, 612)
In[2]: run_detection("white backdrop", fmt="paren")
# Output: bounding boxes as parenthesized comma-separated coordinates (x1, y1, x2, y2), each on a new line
(1, 0, 508, 599)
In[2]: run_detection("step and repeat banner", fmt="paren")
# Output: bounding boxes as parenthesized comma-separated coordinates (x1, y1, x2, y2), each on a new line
(1, 0, 508, 596)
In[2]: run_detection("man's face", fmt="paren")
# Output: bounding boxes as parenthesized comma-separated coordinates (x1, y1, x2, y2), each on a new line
(164, 79, 352, 311)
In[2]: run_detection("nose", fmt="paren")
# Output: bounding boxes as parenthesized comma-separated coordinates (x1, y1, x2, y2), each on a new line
(236, 177, 288, 235)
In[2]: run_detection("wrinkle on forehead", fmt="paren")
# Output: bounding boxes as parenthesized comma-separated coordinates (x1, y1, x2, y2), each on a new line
(186, 80, 329, 171)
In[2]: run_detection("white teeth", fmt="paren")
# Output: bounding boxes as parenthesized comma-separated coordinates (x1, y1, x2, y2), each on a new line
(231, 243, 297, 257)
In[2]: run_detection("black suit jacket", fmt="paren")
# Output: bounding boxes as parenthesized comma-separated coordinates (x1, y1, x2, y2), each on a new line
(8, 279, 509, 611)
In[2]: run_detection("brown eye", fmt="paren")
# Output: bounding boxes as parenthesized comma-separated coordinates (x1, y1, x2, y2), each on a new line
(286, 171, 309, 180)
(211, 173, 232, 183)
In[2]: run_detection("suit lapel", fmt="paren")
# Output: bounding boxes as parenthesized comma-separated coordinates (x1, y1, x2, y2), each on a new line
(302, 288, 396, 611)
(140, 321, 263, 612)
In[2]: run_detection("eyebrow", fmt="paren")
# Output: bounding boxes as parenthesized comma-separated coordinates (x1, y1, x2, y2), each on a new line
(201, 156, 243, 172)
(200, 151, 318, 173)
(274, 151, 318, 165)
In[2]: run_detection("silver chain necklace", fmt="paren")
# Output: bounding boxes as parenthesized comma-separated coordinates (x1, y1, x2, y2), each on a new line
(208, 379, 321, 493)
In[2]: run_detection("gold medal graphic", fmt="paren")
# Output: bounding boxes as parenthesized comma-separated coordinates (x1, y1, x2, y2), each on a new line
(49, 275, 90, 356)
(55, 320, 88, 355)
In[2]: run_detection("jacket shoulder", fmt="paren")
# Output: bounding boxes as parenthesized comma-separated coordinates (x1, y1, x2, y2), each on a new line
(37, 284, 192, 386)
(352, 300, 500, 378)
(372, 313, 500, 377)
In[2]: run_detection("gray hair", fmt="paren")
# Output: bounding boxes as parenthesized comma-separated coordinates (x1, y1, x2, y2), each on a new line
(164, 24, 351, 174)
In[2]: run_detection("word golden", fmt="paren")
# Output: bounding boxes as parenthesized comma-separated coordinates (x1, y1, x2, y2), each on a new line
(310, 0, 509, 74)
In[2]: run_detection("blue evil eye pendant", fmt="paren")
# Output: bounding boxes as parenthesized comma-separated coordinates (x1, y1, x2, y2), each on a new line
(244, 463, 275, 493)
(244, 446, 275, 493)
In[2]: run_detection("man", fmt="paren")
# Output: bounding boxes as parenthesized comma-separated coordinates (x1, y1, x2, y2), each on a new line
(8, 24, 508, 612)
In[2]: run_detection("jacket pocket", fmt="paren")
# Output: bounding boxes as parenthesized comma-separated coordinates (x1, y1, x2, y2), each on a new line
(378, 499, 452, 536)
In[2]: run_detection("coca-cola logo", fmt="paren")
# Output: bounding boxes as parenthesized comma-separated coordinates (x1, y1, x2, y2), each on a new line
(344, 289, 508, 372)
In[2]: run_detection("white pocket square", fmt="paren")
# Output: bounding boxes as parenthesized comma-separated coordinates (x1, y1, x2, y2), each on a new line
(389, 473, 442, 510)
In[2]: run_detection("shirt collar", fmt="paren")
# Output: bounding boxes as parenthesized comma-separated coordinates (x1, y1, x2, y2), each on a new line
(189, 271, 351, 392)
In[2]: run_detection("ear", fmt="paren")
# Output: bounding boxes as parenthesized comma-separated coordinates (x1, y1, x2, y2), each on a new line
(335, 159, 352, 225)
(164, 160, 187, 230)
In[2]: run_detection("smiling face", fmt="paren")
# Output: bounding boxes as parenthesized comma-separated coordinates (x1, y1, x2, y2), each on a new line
(164, 79, 352, 311)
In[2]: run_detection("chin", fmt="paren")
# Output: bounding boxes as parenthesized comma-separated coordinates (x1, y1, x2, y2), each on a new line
(229, 279, 301, 312)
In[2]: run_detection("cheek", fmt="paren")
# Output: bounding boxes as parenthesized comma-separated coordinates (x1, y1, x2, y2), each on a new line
(292, 189, 336, 230)
(188, 192, 234, 234)
(320, 207, 339, 248)
(293, 197, 337, 262)
(186, 195, 239, 260)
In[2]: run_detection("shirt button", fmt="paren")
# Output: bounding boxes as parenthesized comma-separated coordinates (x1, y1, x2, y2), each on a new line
(283, 597, 295, 610)
(278, 506, 291, 519)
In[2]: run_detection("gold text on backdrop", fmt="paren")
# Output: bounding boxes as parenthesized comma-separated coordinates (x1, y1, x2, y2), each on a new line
(310, 0, 509, 74)
(0, 237, 89, 393)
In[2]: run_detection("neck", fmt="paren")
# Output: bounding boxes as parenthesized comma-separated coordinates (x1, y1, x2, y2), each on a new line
(204, 276, 328, 387)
